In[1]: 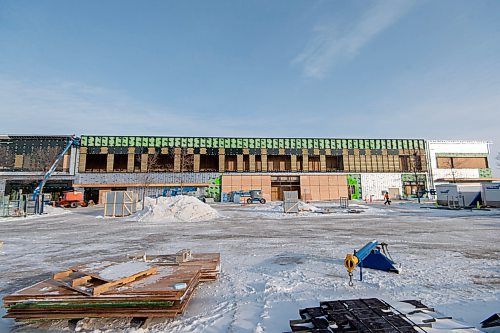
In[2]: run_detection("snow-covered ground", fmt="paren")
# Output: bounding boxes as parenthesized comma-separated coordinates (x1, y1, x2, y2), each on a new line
(0, 200, 499, 332)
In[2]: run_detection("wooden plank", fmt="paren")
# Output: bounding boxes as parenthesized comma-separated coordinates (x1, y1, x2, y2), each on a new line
(92, 266, 157, 296)
(53, 280, 93, 296)
(53, 270, 75, 280)
(71, 276, 92, 287)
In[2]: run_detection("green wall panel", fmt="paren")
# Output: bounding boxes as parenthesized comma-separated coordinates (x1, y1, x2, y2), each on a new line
(78, 135, 429, 154)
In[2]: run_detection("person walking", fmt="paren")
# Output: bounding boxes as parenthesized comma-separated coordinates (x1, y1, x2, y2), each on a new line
(384, 192, 391, 205)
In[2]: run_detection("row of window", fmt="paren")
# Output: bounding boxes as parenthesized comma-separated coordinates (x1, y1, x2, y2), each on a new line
(436, 157, 488, 169)
(83, 154, 423, 173)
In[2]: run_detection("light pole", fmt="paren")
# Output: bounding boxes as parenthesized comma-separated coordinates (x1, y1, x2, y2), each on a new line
(413, 151, 422, 204)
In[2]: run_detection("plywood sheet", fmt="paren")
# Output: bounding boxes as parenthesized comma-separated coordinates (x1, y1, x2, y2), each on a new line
(329, 186, 339, 199)
(310, 176, 320, 186)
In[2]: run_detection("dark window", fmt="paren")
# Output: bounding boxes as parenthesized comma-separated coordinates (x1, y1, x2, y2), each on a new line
(113, 154, 128, 172)
(151, 154, 174, 172)
(399, 156, 410, 172)
(308, 156, 321, 171)
(296, 156, 303, 171)
(243, 155, 250, 171)
(255, 155, 262, 172)
(85, 154, 107, 172)
(134, 154, 142, 172)
(0, 146, 15, 170)
(200, 155, 218, 172)
(179, 154, 195, 172)
(326, 156, 343, 171)
(225, 155, 237, 171)
(267, 156, 291, 171)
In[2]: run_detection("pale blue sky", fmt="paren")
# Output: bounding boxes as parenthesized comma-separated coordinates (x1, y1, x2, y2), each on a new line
(0, 0, 499, 173)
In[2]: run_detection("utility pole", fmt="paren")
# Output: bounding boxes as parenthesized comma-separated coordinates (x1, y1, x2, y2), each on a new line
(413, 151, 422, 204)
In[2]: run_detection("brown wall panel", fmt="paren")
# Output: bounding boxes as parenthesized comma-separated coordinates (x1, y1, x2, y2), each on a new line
(261, 175, 272, 187)
(337, 175, 347, 186)
(338, 185, 349, 198)
(241, 175, 252, 186)
(106, 154, 114, 172)
(78, 154, 86, 173)
(310, 175, 320, 186)
(249, 155, 256, 172)
(329, 186, 339, 199)
(261, 154, 268, 172)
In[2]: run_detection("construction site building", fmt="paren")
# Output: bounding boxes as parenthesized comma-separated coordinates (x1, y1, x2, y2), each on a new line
(0, 135, 494, 203)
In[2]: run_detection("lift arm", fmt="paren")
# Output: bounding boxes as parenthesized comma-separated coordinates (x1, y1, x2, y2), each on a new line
(32, 135, 79, 200)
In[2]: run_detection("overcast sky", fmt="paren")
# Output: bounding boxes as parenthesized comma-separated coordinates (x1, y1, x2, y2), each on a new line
(0, 0, 498, 174)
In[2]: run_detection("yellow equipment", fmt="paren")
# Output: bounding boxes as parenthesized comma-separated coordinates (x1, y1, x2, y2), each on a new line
(344, 254, 359, 273)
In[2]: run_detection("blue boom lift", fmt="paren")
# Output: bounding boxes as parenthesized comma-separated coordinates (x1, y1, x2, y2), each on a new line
(32, 135, 79, 214)
(344, 240, 400, 286)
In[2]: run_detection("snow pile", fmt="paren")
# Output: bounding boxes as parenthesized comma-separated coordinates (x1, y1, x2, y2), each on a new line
(43, 205, 68, 216)
(139, 196, 219, 222)
(298, 201, 321, 212)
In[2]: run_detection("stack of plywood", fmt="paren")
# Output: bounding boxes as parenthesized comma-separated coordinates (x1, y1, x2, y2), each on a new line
(3, 251, 220, 321)
(300, 175, 348, 201)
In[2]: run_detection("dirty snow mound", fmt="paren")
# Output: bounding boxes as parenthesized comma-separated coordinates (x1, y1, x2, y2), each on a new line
(139, 195, 219, 222)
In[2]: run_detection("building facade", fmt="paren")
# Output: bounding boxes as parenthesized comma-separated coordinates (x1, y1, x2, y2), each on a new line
(0, 135, 77, 200)
(75, 135, 429, 202)
(427, 140, 492, 186)
(0, 135, 494, 203)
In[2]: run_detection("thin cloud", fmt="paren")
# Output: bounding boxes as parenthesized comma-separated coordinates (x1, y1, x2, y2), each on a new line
(294, 0, 416, 78)
(0, 77, 196, 135)
(0, 77, 315, 138)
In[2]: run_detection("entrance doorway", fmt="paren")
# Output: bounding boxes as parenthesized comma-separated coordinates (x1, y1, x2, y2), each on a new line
(271, 176, 300, 201)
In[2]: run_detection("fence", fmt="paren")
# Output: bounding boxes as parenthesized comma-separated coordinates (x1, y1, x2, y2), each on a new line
(103, 191, 138, 217)
(447, 195, 465, 209)
(340, 197, 349, 209)
(283, 191, 299, 213)
(0, 195, 41, 217)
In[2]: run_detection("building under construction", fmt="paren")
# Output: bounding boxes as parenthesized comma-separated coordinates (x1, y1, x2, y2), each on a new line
(0, 135, 493, 203)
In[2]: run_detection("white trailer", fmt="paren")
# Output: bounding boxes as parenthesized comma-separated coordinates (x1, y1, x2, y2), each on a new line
(481, 183, 500, 208)
(436, 184, 482, 207)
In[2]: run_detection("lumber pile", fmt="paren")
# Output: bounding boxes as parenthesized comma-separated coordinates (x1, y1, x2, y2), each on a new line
(3, 250, 220, 321)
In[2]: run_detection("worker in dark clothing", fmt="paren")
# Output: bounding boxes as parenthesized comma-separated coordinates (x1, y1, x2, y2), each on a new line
(384, 192, 391, 205)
